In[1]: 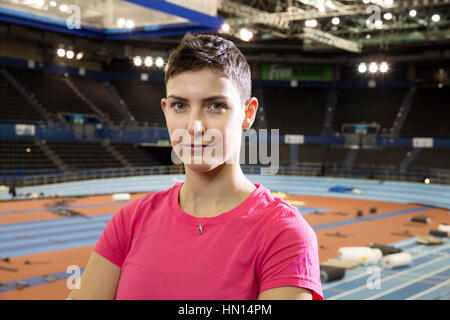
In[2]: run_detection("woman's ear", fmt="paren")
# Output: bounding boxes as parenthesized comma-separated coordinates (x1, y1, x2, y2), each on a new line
(161, 98, 167, 114)
(242, 97, 258, 131)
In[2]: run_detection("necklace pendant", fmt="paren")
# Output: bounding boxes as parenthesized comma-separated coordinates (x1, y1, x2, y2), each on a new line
(197, 224, 204, 235)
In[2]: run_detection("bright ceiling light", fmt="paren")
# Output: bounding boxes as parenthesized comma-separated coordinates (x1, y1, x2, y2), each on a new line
(126, 20, 135, 28)
(144, 56, 153, 67)
(76, 52, 84, 60)
(56, 48, 65, 57)
(374, 20, 383, 28)
(384, 0, 394, 5)
(369, 62, 378, 73)
(358, 63, 367, 73)
(59, 4, 68, 12)
(239, 28, 253, 41)
(133, 56, 142, 67)
(221, 23, 230, 32)
(49, 1, 57, 7)
(409, 10, 417, 17)
(117, 18, 126, 28)
(431, 14, 440, 22)
(66, 50, 74, 59)
(155, 57, 164, 68)
(384, 13, 393, 20)
(380, 62, 389, 73)
(305, 19, 318, 28)
(35, 0, 45, 7)
(332, 17, 340, 25)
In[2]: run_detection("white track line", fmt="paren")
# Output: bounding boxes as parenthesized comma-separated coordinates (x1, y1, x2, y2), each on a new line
(325, 243, 450, 296)
(405, 279, 450, 300)
(367, 264, 450, 300)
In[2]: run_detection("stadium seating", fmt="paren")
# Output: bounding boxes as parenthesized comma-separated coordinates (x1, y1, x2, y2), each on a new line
(409, 148, 450, 170)
(111, 142, 159, 167)
(8, 68, 94, 116)
(0, 73, 44, 123)
(69, 76, 126, 126)
(353, 147, 411, 167)
(333, 88, 408, 133)
(111, 80, 166, 127)
(296, 145, 349, 165)
(45, 141, 123, 170)
(262, 87, 329, 135)
(400, 87, 450, 138)
(0, 140, 57, 170)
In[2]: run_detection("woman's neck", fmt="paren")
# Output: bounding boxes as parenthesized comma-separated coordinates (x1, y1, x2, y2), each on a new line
(179, 164, 256, 218)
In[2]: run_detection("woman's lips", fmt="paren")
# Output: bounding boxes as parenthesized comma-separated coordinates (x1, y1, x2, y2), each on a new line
(181, 144, 213, 151)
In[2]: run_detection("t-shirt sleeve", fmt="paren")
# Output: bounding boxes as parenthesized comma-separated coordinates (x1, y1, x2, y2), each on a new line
(93, 205, 133, 268)
(257, 207, 324, 300)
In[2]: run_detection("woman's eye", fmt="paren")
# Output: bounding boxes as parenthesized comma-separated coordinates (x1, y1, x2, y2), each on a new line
(208, 103, 226, 111)
(171, 103, 186, 111)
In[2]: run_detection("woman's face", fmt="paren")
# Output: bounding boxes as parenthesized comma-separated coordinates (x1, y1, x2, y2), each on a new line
(161, 67, 257, 172)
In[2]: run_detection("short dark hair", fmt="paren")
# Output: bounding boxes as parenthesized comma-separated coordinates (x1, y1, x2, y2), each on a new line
(164, 33, 251, 103)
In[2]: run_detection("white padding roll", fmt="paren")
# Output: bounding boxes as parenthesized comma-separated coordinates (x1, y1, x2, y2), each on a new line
(337, 247, 383, 265)
(112, 193, 131, 201)
(382, 252, 412, 269)
(438, 224, 450, 234)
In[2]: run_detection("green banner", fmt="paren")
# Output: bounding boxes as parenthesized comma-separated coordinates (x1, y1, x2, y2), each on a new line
(261, 64, 332, 81)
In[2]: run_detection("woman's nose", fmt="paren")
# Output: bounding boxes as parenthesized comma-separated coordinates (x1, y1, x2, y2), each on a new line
(187, 119, 205, 137)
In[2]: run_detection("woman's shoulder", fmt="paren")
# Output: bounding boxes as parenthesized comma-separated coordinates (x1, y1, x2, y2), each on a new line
(260, 189, 316, 238)
(260, 187, 301, 219)
(115, 185, 175, 218)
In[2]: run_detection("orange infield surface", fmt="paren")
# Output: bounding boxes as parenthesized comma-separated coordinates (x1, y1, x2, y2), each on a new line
(0, 192, 448, 300)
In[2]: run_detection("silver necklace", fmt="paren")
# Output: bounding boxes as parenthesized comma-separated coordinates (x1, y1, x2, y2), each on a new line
(197, 217, 211, 235)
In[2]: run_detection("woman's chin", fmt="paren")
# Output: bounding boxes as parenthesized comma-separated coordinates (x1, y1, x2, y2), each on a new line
(182, 156, 226, 172)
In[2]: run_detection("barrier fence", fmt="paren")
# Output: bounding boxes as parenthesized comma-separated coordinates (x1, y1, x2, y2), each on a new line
(1, 164, 449, 188)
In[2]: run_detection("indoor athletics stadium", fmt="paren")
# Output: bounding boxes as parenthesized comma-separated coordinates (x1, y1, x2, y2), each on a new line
(0, 0, 449, 301)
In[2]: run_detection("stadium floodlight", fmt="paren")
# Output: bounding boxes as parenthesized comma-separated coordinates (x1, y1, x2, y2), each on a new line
(117, 18, 126, 28)
(369, 62, 378, 73)
(305, 19, 318, 28)
(239, 28, 253, 41)
(221, 23, 230, 32)
(133, 56, 142, 67)
(126, 20, 135, 29)
(332, 17, 340, 25)
(431, 14, 440, 23)
(379, 62, 389, 73)
(358, 63, 367, 73)
(57, 48, 66, 57)
(155, 57, 164, 68)
(144, 56, 153, 67)
(409, 10, 417, 17)
(66, 50, 74, 59)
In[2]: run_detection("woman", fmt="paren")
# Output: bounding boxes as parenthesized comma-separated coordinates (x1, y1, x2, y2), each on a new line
(67, 33, 323, 300)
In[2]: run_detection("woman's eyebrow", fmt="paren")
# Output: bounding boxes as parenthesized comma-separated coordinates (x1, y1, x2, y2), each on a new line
(167, 95, 229, 102)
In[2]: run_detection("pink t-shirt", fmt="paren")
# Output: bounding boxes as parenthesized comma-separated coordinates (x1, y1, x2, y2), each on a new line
(93, 182, 323, 300)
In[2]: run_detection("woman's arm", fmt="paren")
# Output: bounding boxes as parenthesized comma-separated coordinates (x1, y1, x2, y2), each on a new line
(66, 251, 121, 300)
(258, 287, 313, 300)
